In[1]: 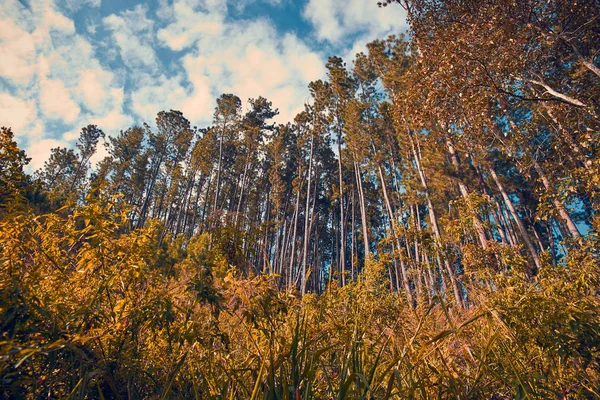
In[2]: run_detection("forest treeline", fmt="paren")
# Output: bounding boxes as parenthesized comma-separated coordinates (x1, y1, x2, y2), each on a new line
(1, 0, 600, 398)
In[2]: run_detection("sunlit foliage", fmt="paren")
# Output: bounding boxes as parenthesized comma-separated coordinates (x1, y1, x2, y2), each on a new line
(2, 0, 600, 397)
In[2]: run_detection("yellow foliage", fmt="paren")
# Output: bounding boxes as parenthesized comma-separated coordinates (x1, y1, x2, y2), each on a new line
(1, 200, 599, 398)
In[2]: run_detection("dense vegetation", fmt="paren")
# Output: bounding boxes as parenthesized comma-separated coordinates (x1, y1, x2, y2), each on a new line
(1, 0, 599, 398)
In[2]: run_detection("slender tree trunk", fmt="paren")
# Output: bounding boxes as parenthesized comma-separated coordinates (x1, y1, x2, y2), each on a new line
(289, 173, 303, 290)
(313, 230, 320, 293)
(262, 186, 272, 273)
(283, 210, 296, 287)
(489, 167, 541, 273)
(138, 152, 165, 228)
(332, 212, 338, 287)
(410, 133, 464, 308)
(69, 156, 90, 196)
(176, 172, 196, 235)
(491, 203, 508, 245)
(446, 139, 488, 249)
(301, 134, 314, 295)
(353, 159, 370, 260)
(337, 133, 346, 286)
(531, 223, 545, 253)
(536, 105, 592, 169)
(199, 173, 213, 233)
(235, 160, 251, 227)
(187, 177, 203, 237)
(548, 221, 558, 267)
(413, 204, 421, 266)
(376, 160, 413, 304)
(272, 212, 281, 274)
(531, 158, 581, 238)
(351, 189, 356, 280)
(499, 200, 519, 247)
(213, 127, 224, 214)
(278, 219, 287, 277)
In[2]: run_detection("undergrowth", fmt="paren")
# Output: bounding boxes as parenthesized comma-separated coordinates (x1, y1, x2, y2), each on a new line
(1, 199, 599, 399)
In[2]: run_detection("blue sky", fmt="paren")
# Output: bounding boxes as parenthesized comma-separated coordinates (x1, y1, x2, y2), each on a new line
(0, 0, 407, 169)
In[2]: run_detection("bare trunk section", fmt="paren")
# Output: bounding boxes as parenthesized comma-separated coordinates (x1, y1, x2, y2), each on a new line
(137, 151, 165, 229)
(351, 189, 356, 280)
(375, 158, 414, 305)
(234, 160, 251, 228)
(531, 158, 582, 239)
(337, 133, 346, 286)
(301, 133, 315, 295)
(409, 133, 464, 308)
(288, 172, 303, 290)
(489, 167, 541, 273)
(213, 125, 224, 215)
(353, 159, 370, 260)
(446, 139, 488, 250)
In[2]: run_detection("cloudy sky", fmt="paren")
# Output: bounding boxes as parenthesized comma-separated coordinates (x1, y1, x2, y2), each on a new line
(0, 0, 407, 170)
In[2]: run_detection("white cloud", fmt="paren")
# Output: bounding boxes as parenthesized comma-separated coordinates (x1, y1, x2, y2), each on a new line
(0, 0, 134, 169)
(137, 3, 326, 127)
(281, 34, 324, 84)
(39, 78, 81, 123)
(40, 38, 96, 82)
(63, 0, 102, 11)
(78, 69, 111, 110)
(268, 85, 308, 124)
(103, 5, 159, 71)
(303, 0, 407, 44)
(62, 130, 80, 141)
(0, 0, 78, 86)
(156, 0, 175, 20)
(27, 138, 69, 171)
(0, 18, 37, 85)
(188, 20, 325, 123)
(2, 0, 403, 170)
(90, 88, 134, 131)
(178, 60, 213, 122)
(303, 0, 342, 43)
(92, 108, 133, 131)
(0, 93, 37, 135)
(42, 5, 76, 34)
(131, 74, 188, 123)
(231, 0, 283, 13)
(157, 1, 225, 51)
(89, 141, 109, 166)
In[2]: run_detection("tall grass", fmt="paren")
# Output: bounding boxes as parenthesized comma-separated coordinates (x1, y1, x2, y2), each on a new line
(1, 203, 599, 398)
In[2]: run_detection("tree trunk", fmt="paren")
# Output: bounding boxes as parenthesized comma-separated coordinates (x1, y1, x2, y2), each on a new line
(337, 132, 346, 286)
(353, 159, 370, 260)
(137, 151, 165, 229)
(531, 158, 581, 238)
(489, 167, 541, 273)
(301, 133, 314, 295)
(289, 173, 303, 290)
(213, 127, 224, 214)
(376, 160, 413, 304)
(410, 133, 464, 308)
(446, 139, 488, 249)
